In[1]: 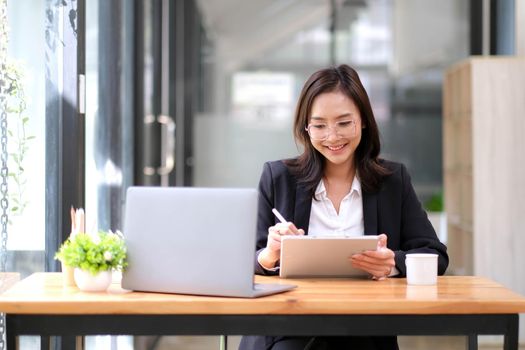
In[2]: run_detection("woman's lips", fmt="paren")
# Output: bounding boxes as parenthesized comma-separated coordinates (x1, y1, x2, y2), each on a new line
(326, 144, 347, 151)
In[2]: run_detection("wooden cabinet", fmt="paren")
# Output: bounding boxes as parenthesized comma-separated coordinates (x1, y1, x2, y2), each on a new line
(443, 57, 525, 295)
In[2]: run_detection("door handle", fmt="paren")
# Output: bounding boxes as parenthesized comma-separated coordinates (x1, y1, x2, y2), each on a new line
(142, 114, 175, 178)
(143, 114, 156, 176)
(156, 114, 175, 176)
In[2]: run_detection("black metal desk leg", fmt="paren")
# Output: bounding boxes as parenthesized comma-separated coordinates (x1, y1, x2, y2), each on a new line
(41, 335, 50, 350)
(503, 314, 519, 350)
(467, 334, 478, 350)
(6, 315, 17, 350)
(6, 333, 16, 350)
(47, 335, 76, 350)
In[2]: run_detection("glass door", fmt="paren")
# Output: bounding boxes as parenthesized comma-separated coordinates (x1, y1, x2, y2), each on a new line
(2, 0, 86, 348)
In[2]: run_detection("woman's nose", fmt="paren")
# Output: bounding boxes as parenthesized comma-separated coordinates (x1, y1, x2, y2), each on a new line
(325, 127, 340, 140)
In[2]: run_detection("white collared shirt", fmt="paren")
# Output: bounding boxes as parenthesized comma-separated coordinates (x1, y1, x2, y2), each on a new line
(307, 176, 364, 237)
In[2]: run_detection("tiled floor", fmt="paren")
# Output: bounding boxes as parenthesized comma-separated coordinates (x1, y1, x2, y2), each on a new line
(19, 334, 525, 349)
(153, 335, 525, 350)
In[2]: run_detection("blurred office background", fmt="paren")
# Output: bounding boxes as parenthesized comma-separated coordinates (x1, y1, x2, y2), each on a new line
(1, 0, 524, 349)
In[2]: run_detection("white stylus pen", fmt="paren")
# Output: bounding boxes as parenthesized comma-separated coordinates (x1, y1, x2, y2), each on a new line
(272, 208, 288, 223)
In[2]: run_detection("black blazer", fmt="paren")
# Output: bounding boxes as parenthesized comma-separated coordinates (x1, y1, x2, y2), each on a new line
(254, 159, 449, 276)
(241, 159, 448, 350)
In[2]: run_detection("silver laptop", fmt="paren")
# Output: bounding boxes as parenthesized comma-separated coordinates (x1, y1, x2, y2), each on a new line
(121, 186, 296, 298)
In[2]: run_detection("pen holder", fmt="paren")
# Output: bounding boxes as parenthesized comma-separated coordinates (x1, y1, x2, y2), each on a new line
(61, 262, 76, 287)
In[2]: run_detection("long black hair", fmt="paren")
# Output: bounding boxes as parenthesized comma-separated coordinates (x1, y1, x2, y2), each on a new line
(286, 64, 390, 195)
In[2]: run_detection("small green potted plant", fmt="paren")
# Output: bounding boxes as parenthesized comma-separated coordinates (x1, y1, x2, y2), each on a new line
(55, 230, 127, 292)
(424, 191, 446, 243)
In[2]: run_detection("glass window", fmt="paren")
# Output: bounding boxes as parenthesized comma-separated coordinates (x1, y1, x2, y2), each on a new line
(5, 0, 46, 274)
(194, 23, 332, 188)
(194, 0, 468, 250)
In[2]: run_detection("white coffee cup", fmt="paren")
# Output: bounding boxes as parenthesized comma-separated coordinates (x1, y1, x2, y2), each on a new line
(405, 253, 438, 285)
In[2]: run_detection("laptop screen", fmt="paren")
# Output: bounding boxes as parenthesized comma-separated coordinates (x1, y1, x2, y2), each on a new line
(121, 186, 258, 296)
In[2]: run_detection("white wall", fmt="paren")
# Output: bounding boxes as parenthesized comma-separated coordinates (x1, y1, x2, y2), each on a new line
(392, 0, 469, 76)
(517, 0, 525, 56)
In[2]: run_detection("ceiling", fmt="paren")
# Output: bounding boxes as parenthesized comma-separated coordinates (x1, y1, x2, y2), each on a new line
(195, 0, 330, 71)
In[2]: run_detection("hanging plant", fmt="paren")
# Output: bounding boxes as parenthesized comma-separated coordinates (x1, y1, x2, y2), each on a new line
(4, 60, 34, 217)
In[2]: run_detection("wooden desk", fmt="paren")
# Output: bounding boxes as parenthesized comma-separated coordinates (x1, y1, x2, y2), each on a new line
(1, 273, 525, 349)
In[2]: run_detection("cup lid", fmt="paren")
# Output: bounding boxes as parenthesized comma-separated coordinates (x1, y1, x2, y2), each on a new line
(405, 253, 438, 258)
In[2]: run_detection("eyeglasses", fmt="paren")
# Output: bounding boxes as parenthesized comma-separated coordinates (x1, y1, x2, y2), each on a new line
(305, 120, 357, 141)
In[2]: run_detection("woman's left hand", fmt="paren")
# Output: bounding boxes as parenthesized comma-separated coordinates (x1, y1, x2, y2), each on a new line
(350, 233, 395, 280)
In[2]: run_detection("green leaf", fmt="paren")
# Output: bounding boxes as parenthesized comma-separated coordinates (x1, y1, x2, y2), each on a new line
(424, 192, 444, 212)
(54, 232, 128, 273)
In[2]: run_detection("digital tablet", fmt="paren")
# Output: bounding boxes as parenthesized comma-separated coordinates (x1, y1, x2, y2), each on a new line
(279, 235, 379, 278)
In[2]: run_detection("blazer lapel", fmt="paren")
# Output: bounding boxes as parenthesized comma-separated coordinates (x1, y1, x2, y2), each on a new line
(294, 183, 312, 235)
(362, 191, 378, 235)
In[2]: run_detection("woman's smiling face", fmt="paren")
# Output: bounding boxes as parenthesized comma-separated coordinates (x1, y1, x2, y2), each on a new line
(308, 90, 362, 169)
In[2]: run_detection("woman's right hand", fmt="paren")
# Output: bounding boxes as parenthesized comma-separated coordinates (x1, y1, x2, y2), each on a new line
(258, 222, 305, 269)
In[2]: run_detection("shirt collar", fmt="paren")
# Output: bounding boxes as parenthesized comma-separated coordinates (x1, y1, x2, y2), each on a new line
(315, 174, 362, 198)
(351, 175, 362, 196)
(314, 179, 327, 197)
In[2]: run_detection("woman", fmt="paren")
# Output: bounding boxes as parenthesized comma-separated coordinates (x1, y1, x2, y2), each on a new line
(239, 64, 448, 350)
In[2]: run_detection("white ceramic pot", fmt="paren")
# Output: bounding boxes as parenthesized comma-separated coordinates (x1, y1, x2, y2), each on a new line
(74, 268, 112, 292)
